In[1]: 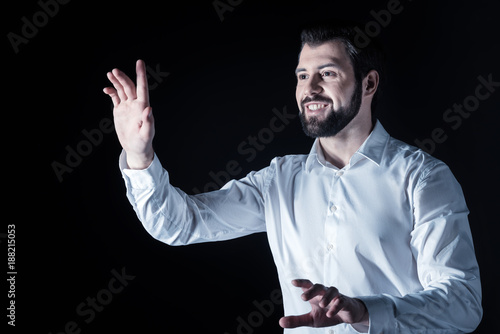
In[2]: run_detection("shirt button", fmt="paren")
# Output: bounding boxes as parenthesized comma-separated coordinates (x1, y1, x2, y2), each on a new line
(330, 204, 337, 213)
(327, 243, 334, 251)
(328, 329, 335, 334)
(336, 171, 344, 177)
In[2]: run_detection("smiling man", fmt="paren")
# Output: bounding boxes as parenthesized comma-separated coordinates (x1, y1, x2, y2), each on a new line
(104, 23, 482, 333)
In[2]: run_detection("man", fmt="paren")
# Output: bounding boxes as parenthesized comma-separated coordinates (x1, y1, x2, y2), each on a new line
(103, 23, 482, 333)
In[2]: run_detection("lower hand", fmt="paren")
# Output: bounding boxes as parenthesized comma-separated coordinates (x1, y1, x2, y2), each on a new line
(279, 279, 369, 329)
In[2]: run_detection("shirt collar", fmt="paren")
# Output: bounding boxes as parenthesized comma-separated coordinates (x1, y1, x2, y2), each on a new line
(305, 119, 389, 172)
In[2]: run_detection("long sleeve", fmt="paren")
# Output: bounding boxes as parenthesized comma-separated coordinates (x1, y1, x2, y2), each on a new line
(358, 161, 483, 333)
(119, 151, 270, 245)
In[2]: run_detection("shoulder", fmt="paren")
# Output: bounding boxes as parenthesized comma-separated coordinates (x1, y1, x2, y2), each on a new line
(269, 153, 309, 172)
(384, 136, 456, 190)
(241, 153, 308, 188)
(385, 136, 444, 170)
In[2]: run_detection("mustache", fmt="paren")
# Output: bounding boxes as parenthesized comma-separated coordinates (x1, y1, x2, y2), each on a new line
(301, 96, 333, 109)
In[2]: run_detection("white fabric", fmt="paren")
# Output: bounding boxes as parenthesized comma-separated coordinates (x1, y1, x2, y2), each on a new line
(120, 120, 482, 333)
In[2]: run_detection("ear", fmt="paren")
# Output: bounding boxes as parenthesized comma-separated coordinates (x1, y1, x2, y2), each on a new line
(362, 70, 379, 98)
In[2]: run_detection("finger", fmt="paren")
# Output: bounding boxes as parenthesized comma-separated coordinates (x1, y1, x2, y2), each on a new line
(107, 71, 127, 102)
(103, 87, 120, 107)
(319, 286, 340, 308)
(136, 59, 149, 103)
(302, 283, 327, 301)
(279, 313, 313, 329)
(292, 279, 314, 290)
(326, 295, 346, 318)
(112, 68, 137, 100)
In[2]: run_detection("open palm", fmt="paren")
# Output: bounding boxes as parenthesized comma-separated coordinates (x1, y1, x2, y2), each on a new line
(279, 279, 369, 329)
(103, 60, 155, 169)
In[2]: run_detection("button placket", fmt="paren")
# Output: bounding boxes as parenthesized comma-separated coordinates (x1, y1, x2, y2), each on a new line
(325, 169, 341, 253)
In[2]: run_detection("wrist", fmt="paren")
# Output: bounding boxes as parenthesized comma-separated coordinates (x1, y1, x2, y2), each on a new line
(126, 150, 154, 170)
(354, 298, 370, 326)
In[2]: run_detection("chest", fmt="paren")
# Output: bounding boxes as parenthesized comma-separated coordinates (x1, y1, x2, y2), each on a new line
(264, 160, 415, 278)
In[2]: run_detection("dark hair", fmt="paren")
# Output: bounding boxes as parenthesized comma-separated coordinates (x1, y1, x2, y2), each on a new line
(300, 21, 386, 114)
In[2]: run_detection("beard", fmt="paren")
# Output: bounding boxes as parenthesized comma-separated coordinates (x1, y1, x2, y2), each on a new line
(299, 80, 363, 138)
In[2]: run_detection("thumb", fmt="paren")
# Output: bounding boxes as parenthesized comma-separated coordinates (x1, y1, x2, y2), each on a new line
(140, 106, 155, 136)
(279, 313, 313, 328)
(142, 106, 153, 121)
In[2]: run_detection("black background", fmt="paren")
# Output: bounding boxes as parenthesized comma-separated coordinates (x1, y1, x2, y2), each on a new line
(6, 0, 500, 333)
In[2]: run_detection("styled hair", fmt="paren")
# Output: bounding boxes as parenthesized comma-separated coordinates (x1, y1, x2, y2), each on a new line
(300, 21, 386, 114)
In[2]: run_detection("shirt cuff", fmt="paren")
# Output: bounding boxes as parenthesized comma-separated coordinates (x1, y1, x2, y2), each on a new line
(119, 150, 163, 189)
(356, 295, 395, 334)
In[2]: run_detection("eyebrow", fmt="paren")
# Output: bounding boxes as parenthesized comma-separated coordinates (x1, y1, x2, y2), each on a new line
(295, 62, 340, 75)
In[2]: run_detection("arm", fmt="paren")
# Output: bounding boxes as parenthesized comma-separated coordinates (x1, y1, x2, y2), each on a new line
(119, 150, 269, 245)
(105, 61, 268, 245)
(358, 162, 482, 333)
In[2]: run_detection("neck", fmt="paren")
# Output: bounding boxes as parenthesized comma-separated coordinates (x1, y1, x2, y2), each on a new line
(318, 115, 374, 169)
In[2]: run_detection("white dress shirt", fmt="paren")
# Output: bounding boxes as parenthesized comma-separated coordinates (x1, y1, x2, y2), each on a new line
(120, 120, 482, 333)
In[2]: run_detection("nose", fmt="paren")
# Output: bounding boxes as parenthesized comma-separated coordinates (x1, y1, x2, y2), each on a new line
(304, 74, 323, 97)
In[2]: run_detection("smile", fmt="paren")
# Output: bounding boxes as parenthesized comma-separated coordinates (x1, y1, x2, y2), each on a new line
(306, 103, 329, 111)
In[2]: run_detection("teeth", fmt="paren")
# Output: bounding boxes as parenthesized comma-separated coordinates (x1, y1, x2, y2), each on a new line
(308, 104, 327, 111)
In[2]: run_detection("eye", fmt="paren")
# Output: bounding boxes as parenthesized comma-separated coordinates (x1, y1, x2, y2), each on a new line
(322, 71, 337, 78)
(297, 73, 308, 80)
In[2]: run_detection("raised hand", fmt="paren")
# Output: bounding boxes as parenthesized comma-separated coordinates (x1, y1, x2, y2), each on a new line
(103, 59, 155, 169)
(279, 279, 369, 329)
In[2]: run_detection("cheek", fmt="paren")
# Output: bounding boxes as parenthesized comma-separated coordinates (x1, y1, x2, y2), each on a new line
(295, 86, 303, 107)
(326, 85, 352, 107)
(338, 82, 357, 104)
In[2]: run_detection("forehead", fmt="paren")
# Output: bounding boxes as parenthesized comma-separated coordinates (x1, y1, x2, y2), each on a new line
(297, 40, 352, 71)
